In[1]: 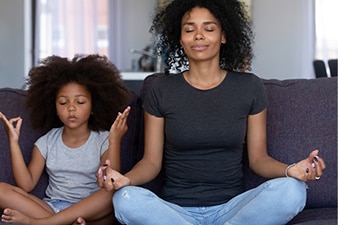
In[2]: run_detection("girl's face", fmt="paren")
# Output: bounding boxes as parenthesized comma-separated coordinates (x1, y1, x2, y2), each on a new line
(180, 7, 226, 63)
(56, 82, 92, 130)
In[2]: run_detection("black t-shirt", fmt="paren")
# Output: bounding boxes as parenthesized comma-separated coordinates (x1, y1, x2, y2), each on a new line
(143, 71, 268, 207)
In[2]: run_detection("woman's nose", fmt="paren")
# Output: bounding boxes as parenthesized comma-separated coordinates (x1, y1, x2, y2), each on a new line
(194, 31, 204, 40)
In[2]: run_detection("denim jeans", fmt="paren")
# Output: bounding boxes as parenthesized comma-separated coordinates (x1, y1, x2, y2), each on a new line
(44, 199, 73, 213)
(113, 177, 307, 225)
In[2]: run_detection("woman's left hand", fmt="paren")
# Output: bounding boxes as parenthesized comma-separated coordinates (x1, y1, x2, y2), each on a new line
(287, 150, 326, 181)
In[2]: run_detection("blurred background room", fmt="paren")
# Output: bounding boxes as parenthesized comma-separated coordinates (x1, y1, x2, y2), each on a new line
(0, 0, 337, 91)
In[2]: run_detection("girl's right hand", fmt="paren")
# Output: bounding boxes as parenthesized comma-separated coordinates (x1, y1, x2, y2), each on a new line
(96, 159, 131, 191)
(0, 112, 22, 142)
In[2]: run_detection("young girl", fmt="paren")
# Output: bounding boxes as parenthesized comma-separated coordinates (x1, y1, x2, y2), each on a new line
(0, 54, 130, 225)
(98, 1, 326, 225)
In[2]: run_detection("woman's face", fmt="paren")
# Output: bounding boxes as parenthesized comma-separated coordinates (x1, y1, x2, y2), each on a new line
(180, 7, 226, 63)
(56, 82, 92, 130)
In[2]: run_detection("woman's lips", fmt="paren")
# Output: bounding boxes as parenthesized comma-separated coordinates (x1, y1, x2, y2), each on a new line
(191, 45, 208, 51)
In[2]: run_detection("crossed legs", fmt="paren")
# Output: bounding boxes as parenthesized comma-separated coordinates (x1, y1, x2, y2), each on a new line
(0, 182, 115, 225)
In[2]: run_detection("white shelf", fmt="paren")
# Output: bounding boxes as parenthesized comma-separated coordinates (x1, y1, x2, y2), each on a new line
(121, 72, 154, 80)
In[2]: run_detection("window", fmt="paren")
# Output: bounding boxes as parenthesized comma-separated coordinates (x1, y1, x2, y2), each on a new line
(315, 0, 338, 73)
(34, 0, 156, 72)
(35, 0, 109, 64)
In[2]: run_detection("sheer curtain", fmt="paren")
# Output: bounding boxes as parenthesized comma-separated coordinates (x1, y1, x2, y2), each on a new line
(34, 0, 155, 71)
(34, 0, 110, 65)
(315, 0, 338, 75)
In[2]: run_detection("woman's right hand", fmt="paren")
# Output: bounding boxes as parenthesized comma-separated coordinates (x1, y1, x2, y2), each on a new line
(96, 159, 131, 191)
(0, 112, 22, 142)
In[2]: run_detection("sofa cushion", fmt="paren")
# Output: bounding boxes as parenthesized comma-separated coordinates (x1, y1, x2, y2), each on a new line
(287, 207, 337, 224)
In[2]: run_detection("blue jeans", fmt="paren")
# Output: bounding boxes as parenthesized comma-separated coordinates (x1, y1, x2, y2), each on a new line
(44, 199, 73, 213)
(113, 178, 307, 225)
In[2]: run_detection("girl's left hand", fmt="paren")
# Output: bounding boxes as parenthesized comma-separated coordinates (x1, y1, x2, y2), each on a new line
(287, 150, 326, 181)
(109, 106, 130, 143)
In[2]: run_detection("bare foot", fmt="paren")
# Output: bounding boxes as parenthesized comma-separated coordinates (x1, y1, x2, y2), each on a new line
(1, 208, 32, 225)
(73, 217, 87, 225)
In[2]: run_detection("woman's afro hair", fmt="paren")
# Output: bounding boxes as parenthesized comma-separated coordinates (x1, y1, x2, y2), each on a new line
(151, 0, 253, 72)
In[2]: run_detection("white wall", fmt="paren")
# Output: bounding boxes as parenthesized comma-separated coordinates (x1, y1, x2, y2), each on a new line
(0, 0, 31, 88)
(109, 0, 157, 71)
(251, 0, 315, 79)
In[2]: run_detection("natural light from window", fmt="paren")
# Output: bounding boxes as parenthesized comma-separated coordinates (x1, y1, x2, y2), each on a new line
(315, 0, 338, 62)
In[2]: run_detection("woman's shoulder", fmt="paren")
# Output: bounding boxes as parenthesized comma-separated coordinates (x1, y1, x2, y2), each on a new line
(228, 71, 261, 80)
(147, 72, 183, 88)
(225, 71, 265, 93)
(153, 72, 182, 81)
(227, 71, 263, 85)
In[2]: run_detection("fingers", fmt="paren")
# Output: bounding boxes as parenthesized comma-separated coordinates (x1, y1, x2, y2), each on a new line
(307, 149, 319, 160)
(306, 150, 325, 181)
(0, 112, 10, 124)
(97, 160, 111, 178)
(122, 106, 131, 114)
(116, 106, 131, 124)
(12, 117, 23, 131)
(312, 155, 325, 179)
(0, 112, 22, 127)
(97, 160, 109, 187)
(96, 160, 116, 191)
(110, 106, 130, 129)
(0, 111, 5, 120)
(109, 107, 131, 141)
(0, 112, 22, 141)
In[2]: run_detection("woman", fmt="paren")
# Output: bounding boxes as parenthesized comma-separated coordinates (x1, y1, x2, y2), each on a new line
(98, 1, 326, 224)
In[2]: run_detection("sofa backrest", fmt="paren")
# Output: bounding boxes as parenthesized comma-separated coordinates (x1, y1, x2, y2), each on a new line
(139, 74, 337, 209)
(0, 88, 47, 198)
(245, 77, 337, 209)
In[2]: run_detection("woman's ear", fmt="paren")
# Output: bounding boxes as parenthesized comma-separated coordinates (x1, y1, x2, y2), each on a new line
(221, 32, 226, 44)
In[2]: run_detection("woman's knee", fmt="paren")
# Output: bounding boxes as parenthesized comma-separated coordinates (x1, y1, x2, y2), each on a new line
(271, 178, 307, 211)
(113, 186, 154, 212)
(113, 186, 158, 223)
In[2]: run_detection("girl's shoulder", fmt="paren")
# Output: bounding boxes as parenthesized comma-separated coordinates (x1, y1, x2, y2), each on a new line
(90, 130, 109, 139)
(89, 130, 109, 144)
(39, 127, 63, 140)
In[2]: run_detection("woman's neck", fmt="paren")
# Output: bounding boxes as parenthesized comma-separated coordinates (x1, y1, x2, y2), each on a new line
(184, 63, 226, 90)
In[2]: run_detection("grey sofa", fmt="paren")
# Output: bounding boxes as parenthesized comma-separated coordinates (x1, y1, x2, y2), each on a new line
(0, 74, 337, 225)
